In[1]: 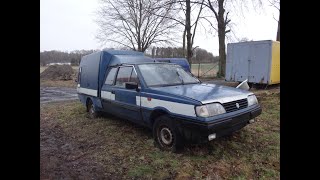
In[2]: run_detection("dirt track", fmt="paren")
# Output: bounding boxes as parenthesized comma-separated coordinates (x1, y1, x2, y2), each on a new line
(40, 87, 78, 103)
(40, 106, 109, 179)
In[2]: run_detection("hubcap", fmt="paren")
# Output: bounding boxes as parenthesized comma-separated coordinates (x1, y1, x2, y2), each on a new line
(160, 127, 173, 145)
(90, 104, 94, 115)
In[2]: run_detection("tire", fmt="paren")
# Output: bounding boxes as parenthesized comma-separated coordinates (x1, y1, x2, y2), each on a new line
(87, 99, 100, 119)
(153, 115, 184, 152)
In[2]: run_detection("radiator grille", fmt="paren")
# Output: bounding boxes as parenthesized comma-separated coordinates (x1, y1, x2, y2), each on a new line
(222, 98, 248, 113)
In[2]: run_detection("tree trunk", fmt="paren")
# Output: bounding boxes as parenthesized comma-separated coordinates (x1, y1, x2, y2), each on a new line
(276, 13, 280, 41)
(152, 47, 155, 58)
(137, 0, 142, 52)
(217, 0, 226, 77)
(198, 62, 200, 78)
(182, 27, 186, 57)
(218, 27, 226, 77)
(186, 0, 192, 65)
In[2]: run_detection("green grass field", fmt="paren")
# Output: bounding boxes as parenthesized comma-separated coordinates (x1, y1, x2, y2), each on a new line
(40, 90, 280, 179)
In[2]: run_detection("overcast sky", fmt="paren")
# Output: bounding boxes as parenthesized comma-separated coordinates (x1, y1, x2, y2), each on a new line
(40, 0, 279, 56)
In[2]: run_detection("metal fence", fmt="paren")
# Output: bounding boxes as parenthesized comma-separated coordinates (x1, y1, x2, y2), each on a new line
(191, 63, 218, 78)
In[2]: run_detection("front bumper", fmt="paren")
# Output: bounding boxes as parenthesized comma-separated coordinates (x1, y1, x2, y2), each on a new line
(174, 105, 262, 143)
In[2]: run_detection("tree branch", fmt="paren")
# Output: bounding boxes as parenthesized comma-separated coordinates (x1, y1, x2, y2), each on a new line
(104, 38, 135, 50)
(191, 0, 204, 46)
(198, 16, 217, 31)
(205, 0, 218, 19)
(267, 0, 280, 11)
(224, 12, 230, 25)
(96, 0, 178, 52)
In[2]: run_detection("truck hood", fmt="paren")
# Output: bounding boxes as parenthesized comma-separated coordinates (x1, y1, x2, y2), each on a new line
(150, 83, 253, 104)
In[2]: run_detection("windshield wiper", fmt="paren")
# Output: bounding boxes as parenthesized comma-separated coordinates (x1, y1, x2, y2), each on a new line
(176, 71, 184, 85)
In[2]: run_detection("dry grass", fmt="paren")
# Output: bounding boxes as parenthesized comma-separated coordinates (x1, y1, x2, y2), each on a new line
(40, 90, 280, 179)
(40, 79, 77, 88)
(40, 66, 79, 73)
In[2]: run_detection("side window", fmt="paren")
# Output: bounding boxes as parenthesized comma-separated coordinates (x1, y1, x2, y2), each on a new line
(115, 66, 139, 87)
(104, 67, 118, 85)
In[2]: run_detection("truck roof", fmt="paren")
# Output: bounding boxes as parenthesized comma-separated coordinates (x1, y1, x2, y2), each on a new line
(109, 55, 154, 66)
(100, 49, 144, 56)
(81, 50, 153, 66)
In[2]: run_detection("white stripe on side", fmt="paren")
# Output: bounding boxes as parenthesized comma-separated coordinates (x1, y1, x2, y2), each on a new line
(101, 91, 115, 100)
(136, 96, 141, 106)
(77, 87, 97, 97)
(140, 97, 196, 117)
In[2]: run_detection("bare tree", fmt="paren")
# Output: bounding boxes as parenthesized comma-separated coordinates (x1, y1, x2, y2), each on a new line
(269, 0, 280, 41)
(151, 0, 204, 64)
(191, 0, 231, 77)
(192, 0, 262, 77)
(96, 0, 178, 52)
(186, 0, 204, 64)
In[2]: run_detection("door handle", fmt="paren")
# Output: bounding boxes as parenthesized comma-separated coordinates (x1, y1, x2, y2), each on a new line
(111, 90, 115, 94)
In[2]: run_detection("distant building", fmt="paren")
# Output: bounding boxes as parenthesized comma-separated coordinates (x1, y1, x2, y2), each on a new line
(47, 62, 71, 66)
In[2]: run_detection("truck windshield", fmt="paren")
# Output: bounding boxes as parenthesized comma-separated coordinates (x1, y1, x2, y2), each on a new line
(138, 64, 200, 87)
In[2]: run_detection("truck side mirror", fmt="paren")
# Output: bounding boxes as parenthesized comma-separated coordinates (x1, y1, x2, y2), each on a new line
(125, 82, 138, 90)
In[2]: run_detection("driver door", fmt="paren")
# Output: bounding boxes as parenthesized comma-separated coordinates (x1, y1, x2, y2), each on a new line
(112, 65, 142, 123)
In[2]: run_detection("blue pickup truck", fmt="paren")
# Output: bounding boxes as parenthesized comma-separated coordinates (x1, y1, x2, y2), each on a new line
(77, 50, 261, 152)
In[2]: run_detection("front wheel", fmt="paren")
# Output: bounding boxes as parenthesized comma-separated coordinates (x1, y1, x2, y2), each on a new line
(153, 115, 184, 152)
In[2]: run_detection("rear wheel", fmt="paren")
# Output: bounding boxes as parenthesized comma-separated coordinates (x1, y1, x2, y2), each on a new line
(153, 115, 184, 152)
(86, 99, 100, 119)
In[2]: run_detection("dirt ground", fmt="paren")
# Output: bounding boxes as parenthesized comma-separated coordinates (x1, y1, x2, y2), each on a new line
(40, 89, 280, 179)
(40, 66, 78, 89)
(41, 65, 75, 80)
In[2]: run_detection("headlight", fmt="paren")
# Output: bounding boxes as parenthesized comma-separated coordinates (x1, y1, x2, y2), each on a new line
(195, 103, 226, 117)
(248, 95, 258, 106)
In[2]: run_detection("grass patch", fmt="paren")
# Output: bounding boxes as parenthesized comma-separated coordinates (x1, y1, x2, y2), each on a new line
(128, 165, 154, 178)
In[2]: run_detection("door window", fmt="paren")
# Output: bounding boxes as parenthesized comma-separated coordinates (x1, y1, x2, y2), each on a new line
(115, 66, 139, 87)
